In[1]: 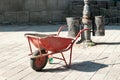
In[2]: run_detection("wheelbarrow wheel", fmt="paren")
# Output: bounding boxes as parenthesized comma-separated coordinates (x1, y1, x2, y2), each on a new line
(30, 50, 48, 71)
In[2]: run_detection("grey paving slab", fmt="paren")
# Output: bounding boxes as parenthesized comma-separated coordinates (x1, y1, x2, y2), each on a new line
(0, 24, 120, 80)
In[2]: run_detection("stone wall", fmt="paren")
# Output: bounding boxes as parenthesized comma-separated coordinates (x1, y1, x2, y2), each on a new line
(70, 0, 120, 24)
(0, 0, 70, 24)
(0, 0, 119, 24)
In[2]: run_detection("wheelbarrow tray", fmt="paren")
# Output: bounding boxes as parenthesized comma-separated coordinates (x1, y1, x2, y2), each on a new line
(27, 33, 74, 52)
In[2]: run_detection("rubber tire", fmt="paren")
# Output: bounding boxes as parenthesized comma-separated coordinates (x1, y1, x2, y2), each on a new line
(30, 50, 48, 71)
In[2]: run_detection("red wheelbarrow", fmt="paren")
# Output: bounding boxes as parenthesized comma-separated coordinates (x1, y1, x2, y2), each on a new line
(25, 25, 89, 71)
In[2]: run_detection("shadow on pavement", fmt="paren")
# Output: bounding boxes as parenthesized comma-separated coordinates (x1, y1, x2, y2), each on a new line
(42, 61, 108, 73)
(0, 24, 65, 32)
(96, 42, 120, 45)
(0, 25, 120, 32)
(71, 61, 108, 72)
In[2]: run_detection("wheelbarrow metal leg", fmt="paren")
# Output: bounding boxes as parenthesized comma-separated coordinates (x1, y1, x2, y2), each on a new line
(61, 52, 69, 67)
(69, 48, 72, 66)
(27, 37, 33, 56)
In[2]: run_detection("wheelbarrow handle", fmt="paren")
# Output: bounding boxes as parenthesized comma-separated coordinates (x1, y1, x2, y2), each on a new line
(73, 28, 90, 43)
(57, 25, 67, 36)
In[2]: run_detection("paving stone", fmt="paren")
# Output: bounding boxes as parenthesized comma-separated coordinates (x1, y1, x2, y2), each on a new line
(0, 25, 120, 80)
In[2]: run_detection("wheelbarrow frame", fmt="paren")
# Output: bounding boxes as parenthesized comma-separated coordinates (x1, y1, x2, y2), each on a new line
(25, 25, 89, 70)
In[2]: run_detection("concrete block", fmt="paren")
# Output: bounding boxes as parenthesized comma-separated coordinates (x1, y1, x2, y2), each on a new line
(71, 10, 83, 17)
(117, 1, 120, 8)
(30, 11, 48, 23)
(57, 0, 69, 10)
(1, 0, 24, 11)
(118, 17, 120, 23)
(107, 1, 115, 7)
(48, 10, 66, 22)
(0, 13, 4, 23)
(0, 1, 6, 11)
(30, 12, 41, 23)
(9, 0, 24, 11)
(109, 7, 118, 10)
(97, 1, 107, 9)
(40, 11, 49, 22)
(35, 0, 47, 11)
(109, 10, 118, 17)
(4, 12, 17, 23)
(16, 11, 29, 23)
(24, 0, 36, 11)
(72, 1, 84, 6)
(111, 17, 117, 23)
(90, 1, 97, 5)
(118, 11, 120, 16)
(47, 0, 58, 10)
(72, 5, 83, 11)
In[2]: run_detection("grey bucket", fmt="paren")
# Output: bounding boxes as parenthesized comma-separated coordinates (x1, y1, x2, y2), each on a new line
(66, 17, 80, 37)
(94, 16, 105, 36)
